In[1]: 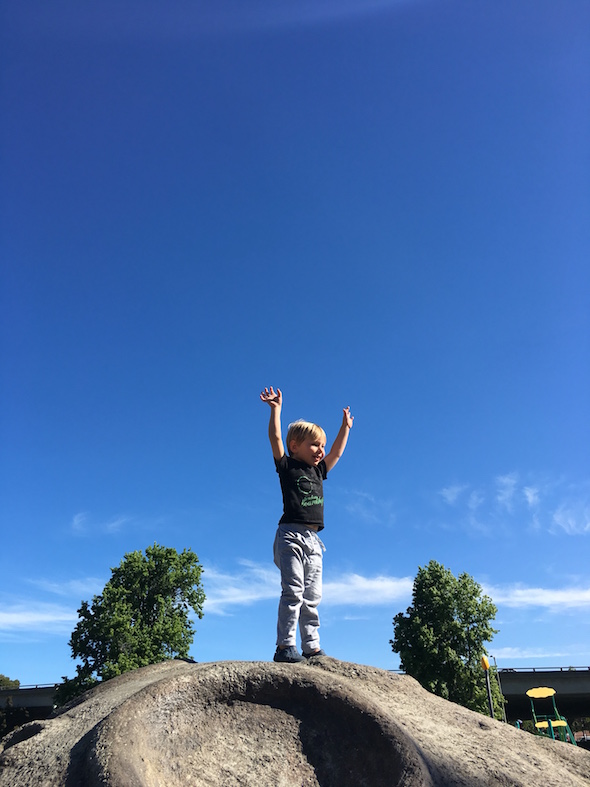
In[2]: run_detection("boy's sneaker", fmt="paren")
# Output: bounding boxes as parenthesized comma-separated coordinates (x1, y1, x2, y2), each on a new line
(273, 646, 304, 663)
(303, 649, 326, 658)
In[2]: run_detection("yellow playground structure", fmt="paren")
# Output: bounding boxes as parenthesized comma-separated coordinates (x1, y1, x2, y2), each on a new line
(526, 686, 577, 745)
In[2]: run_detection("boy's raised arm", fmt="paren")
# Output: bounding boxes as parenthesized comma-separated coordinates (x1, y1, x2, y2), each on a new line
(260, 386, 285, 460)
(324, 406, 354, 473)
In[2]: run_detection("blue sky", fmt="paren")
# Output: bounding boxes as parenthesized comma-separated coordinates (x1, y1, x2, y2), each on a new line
(1, 0, 589, 686)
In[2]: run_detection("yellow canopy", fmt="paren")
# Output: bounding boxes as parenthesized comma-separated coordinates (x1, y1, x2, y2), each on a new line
(535, 720, 567, 729)
(526, 686, 556, 699)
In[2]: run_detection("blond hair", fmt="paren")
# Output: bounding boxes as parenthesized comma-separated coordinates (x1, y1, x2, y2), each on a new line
(286, 420, 326, 456)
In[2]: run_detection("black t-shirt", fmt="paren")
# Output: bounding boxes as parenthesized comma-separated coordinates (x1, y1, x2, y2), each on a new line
(275, 454, 328, 530)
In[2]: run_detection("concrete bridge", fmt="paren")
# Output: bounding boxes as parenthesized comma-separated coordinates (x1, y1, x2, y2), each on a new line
(0, 684, 57, 722)
(498, 667, 590, 721)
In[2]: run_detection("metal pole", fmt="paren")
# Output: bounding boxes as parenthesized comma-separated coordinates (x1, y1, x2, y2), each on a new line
(481, 656, 494, 719)
(492, 656, 507, 723)
(485, 670, 494, 718)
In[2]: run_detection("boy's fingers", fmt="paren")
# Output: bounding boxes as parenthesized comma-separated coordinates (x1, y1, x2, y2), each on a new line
(260, 387, 281, 402)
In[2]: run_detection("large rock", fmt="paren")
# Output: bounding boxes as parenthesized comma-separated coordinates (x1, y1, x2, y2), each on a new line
(1, 658, 589, 786)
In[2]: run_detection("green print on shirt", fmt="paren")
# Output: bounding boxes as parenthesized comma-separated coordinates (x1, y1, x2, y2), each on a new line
(296, 475, 323, 507)
(301, 495, 323, 507)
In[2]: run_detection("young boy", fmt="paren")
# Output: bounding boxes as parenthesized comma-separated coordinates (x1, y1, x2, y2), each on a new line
(260, 386, 353, 663)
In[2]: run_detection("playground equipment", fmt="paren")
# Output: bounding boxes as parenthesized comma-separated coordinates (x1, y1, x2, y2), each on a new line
(526, 686, 577, 745)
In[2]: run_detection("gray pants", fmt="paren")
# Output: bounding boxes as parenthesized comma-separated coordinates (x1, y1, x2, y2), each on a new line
(273, 524, 325, 654)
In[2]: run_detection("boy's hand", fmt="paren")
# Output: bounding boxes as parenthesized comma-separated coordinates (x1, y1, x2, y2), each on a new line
(324, 405, 353, 472)
(260, 386, 282, 408)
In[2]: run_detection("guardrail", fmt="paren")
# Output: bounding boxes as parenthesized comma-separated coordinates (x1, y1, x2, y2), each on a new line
(501, 668, 590, 673)
(0, 683, 58, 691)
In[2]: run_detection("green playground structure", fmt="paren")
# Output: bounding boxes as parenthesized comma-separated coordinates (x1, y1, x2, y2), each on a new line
(526, 686, 577, 745)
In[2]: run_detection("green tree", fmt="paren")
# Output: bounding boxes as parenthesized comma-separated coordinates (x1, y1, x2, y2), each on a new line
(0, 674, 26, 737)
(0, 675, 20, 689)
(56, 543, 205, 705)
(391, 560, 502, 717)
(570, 716, 590, 733)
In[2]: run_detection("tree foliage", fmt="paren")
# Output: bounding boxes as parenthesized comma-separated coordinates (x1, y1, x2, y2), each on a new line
(56, 543, 205, 704)
(391, 560, 502, 717)
(0, 674, 20, 690)
(570, 716, 590, 733)
(0, 674, 26, 738)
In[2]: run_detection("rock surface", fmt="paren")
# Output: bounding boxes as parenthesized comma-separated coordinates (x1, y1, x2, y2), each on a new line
(1, 658, 589, 786)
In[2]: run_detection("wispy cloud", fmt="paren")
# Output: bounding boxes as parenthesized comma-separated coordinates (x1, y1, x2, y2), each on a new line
(323, 574, 412, 606)
(440, 484, 468, 505)
(439, 484, 489, 534)
(202, 561, 412, 614)
(71, 512, 87, 533)
(14, 0, 412, 41)
(343, 490, 396, 526)
(203, 560, 278, 615)
(70, 511, 131, 536)
(203, 561, 590, 615)
(484, 583, 590, 611)
(0, 603, 77, 634)
(495, 473, 518, 512)
(436, 473, 590, 537)
(246, 0, 410, 31)
(467, 490, 484, 511)
(1, 575, 107, 636)
(552, 501, 590, 535)
(6, 563, 590, 640)
(491, 646, 585, 662)
(27, 578, 105, 599)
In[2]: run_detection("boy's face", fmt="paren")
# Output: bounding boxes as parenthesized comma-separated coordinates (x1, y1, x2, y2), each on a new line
(290, 437, 326, 467)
